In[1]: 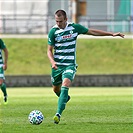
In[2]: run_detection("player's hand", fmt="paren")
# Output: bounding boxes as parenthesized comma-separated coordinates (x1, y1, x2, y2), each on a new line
(3, 64, 7, 70)
(52, 62, 58, 69)
(113, 32, 125, 38)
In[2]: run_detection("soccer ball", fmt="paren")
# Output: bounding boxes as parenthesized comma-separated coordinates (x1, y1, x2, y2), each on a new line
(28, 110, 44, 125)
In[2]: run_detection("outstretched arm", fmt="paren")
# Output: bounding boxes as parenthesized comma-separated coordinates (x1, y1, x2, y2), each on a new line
(87, 28, 125, 38)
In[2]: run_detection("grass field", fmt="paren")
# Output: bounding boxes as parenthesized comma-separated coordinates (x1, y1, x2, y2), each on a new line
(0, 87, 132, 133)
(3, 38, 132, 75)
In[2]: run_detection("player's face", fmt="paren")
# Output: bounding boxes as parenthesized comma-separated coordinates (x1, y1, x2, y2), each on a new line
(55, 15, 67, 29)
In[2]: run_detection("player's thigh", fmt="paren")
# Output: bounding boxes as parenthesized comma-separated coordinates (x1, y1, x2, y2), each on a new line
(62, 65, 77, 82)
(51, 67, 62, 86)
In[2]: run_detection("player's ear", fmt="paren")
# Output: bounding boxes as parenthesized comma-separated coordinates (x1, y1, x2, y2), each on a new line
(65, 17, 68, 21)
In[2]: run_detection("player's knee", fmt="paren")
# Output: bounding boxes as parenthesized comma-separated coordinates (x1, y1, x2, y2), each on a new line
(62, 78, 71, 88)
(62, 83, 69, 88)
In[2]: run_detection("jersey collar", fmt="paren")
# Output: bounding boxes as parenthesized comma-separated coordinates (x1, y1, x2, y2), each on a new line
(53, 22, 71, 29)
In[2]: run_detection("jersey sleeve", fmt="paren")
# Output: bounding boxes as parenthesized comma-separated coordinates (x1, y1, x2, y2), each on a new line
(0, 39, 6, 49)
(73, 23, 88, 35)
(48, 28, 56, 46)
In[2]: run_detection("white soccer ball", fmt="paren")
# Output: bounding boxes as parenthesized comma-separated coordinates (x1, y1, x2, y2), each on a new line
(28, 110, 44, 125)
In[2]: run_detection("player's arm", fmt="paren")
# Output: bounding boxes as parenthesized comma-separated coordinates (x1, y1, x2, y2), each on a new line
(3, 48, 8, 70)
(87, 28, 124, 38)
(47, 45, 58, 69)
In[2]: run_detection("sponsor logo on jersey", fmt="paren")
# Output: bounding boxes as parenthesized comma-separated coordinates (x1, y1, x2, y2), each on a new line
(62, 34, 72, 39)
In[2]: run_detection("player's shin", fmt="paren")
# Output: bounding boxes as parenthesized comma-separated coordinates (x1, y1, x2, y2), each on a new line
(1, 83, 7, 97)
(57, 86, 69, 115)
(53, 85, 61, 97)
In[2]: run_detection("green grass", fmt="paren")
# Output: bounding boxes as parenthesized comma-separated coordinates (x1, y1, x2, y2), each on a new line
(3, 38, 132, 75)
(0, 87, 132, 133)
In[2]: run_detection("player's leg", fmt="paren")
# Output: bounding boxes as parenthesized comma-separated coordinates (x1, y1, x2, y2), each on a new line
(57, 78, 71, 114)
(53, 78, 71, 124)
(51, 66, 68, 98)
(53, 84, 61, 97)
(58, 65, 77, 114)
(0, 79, 8, 104)
(53, 84, 70, 102)
(54, 65, 77, 124)
(51, 67, 62, 124)
(0, 67, 8, 104)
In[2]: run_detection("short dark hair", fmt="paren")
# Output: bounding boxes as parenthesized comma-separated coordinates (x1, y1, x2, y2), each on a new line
(55, 10, 67, 19)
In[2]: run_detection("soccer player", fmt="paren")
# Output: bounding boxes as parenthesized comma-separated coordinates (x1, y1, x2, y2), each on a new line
(0, 39, 8, 104)
(47, 9, 124, 124)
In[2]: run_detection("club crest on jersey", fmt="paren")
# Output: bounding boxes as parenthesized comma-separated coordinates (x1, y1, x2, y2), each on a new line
(70, 30, 73, 34)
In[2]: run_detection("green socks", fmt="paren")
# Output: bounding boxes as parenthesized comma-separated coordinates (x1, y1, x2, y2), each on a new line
(1, 83, 7, 97)
(57, 86, 69, 115)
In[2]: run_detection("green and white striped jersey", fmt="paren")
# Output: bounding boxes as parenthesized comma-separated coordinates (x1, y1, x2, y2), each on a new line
(48, 22, 88, 66)
(0, 39, 6, 67)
